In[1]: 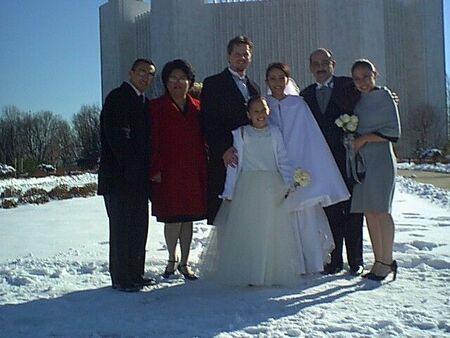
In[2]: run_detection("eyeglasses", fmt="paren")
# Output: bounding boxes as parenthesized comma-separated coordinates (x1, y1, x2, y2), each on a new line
(311, 60, 333, 68)
(135, 69, 155, 78)
(168, 76, 189, 84)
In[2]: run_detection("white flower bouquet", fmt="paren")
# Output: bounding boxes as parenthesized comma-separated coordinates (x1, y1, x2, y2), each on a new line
(285, 168, 310, 199)
(335, 114, 358, 133)
(335, 114, 366, 184)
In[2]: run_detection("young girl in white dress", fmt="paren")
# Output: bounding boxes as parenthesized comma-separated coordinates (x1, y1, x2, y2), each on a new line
(200, 96, 304, 287)
(266, 62, 350, 274)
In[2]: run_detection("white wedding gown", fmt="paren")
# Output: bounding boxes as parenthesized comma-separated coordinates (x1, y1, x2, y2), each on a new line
(267, 95, 350, 273)
(200, 126, 303, 287)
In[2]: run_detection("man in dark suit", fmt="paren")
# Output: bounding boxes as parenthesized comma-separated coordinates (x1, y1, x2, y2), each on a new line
(98, 58, 156, 291)
(301, 48, 364, 276)
(201, 36, 260, 224)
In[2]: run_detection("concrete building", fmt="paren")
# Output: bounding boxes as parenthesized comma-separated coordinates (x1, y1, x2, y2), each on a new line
(99, 0, 447, 156)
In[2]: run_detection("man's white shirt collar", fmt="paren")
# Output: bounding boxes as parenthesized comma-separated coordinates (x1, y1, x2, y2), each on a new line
(127, 81, 145, 101)
(316, 76, 334, 89)
(228, 67, 247, 81)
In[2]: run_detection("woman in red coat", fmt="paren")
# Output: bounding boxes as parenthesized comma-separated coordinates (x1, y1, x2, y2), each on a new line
(149, 59, 207, 280)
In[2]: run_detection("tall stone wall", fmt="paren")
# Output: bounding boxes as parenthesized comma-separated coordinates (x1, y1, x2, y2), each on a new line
(100, 0, 447, 155)
(99, 0, 150, 100)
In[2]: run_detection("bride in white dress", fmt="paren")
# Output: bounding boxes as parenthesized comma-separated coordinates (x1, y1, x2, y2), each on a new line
(266, 62, 350, 273)
(200, 96, 304, 287)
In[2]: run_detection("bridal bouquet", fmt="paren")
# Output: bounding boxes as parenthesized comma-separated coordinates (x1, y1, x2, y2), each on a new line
(335, 114, 358, 133)
(335, 114, 365, 183)
(335, 113, 359, 152)
(285, 168, 310, 199)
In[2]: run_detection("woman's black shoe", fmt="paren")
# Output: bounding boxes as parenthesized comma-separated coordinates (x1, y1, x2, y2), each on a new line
(366, 260, 398, 281)
(177, 264, 198, 280)
(162, 260, 177, 279)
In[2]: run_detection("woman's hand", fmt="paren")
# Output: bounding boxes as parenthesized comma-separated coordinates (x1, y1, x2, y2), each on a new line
(151, 172, 161, 183)
(223, 146, 238, 168)
(352, 136, 367, 153)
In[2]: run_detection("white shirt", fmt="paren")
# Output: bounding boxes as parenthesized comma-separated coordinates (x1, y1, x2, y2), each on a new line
(127, 81, 145, 102)
(228, 67, 250, 101)
(315, 76, 334, 90)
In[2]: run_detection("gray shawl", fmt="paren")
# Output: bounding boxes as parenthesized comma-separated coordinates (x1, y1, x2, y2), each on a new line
(355, 87, 401, 141)
(346, 87, 400, 183)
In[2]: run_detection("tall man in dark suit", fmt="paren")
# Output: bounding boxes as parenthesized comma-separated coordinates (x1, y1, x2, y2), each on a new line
(98, 58, 156, 291)
(201, 36, 260, 224)
(301, 49, 364, 276)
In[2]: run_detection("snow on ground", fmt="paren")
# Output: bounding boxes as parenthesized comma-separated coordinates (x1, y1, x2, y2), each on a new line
(0, 178, 449, 337)
(397, 162, 450, 174)
(396, 176, 450, 209)
(0, 173, 97, 195)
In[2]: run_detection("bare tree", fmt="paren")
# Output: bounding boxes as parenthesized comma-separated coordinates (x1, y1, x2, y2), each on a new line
(53, 120, 77, 167)
(20, 111, 62, 164)
(72, 104, 101, 162)
(0, 104, 102, 172)
(407, 104, 446, 154)
(0, 105, 24, 166)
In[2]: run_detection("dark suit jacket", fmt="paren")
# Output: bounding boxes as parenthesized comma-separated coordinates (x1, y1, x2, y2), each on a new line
(301, 76, 360, 186)
(201, 68, 260, 159)
(98, 82, 151, 197)
(201, 68, 260, 222)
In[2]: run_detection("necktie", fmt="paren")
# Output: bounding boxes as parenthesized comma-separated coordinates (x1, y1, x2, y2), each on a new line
(316, 86, 332, 114)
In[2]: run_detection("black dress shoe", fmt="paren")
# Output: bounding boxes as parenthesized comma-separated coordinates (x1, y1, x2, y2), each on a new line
(321, 264, 343, 275)
(136, 277, 157, 287)
(349, 265, 364, 276)
(112, 284, 142, 292)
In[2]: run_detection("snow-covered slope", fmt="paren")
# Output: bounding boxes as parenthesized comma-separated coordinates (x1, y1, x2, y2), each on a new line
(0, 177, 449, 337)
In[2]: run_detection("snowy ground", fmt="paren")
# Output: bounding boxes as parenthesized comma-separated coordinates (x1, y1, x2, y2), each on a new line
(397, 162, 450, 174)
(0, 173, 97, 195)
(0, 177, 449, 337)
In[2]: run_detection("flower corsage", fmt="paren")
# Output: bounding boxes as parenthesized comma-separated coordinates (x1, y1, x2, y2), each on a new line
(285, 168, 310, 199)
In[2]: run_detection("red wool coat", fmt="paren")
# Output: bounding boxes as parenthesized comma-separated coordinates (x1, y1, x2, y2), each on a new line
(149, 94, 207, 222)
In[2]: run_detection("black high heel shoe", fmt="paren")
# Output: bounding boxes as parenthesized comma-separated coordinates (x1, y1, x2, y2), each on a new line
(367, 260, 398, 281)
(361, 261, 381, 279)
(177, 264, 198, 280)
(162, 260, 177, 279)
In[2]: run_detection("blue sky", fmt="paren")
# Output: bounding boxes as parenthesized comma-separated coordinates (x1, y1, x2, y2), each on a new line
(0, 0, 109, 120)
(0, 0, 448, 120)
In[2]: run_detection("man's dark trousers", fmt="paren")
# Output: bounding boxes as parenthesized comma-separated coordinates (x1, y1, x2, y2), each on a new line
(104, 192, 149, 286)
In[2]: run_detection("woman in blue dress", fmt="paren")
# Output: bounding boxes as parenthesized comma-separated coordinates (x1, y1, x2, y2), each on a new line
(350, 59, 401, 281)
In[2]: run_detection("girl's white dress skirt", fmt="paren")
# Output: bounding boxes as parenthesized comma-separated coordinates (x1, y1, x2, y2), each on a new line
(200, 170, 304, 287)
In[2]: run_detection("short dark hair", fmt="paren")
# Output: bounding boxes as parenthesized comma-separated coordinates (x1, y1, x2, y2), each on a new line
(265, 62, 290, 79)
(247, 95, 267, 111)
(131, 58, 155, 71)
(227, 35, 253, 55)
(161, 59, 195, 90)
(351, 58, 377, 75)
(309, 48, 334, 64)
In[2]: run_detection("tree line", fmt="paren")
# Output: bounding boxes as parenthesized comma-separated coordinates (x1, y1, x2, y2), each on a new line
(0, 104, 100, 173)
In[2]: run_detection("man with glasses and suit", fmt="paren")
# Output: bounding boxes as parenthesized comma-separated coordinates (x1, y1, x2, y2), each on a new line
(98, 58, 157, 291)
